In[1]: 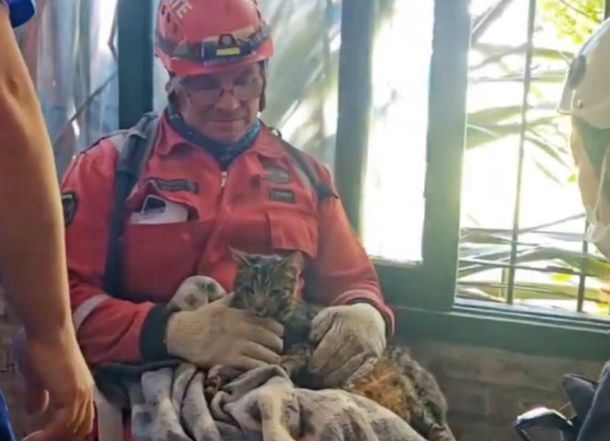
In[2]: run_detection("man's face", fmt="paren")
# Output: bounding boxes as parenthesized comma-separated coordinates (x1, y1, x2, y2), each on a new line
(176, 63, 264, 144)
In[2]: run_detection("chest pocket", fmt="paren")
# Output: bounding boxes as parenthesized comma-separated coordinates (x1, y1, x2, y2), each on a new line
(121, 190, 204, 301)
(266, 210, 319, 259)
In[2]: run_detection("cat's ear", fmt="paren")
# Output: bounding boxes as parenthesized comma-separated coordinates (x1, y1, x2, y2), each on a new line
(229, 247, 251, 265)
(282, 251, 303, 271)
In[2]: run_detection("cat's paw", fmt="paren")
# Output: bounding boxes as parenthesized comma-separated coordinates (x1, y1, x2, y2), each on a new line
(204, 374, 222, 402)
(204, 364, 243, 400)
(171, 275, 227, 310)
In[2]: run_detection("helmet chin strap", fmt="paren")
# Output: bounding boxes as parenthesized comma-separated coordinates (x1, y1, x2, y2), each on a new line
(259, 60, 267, 112)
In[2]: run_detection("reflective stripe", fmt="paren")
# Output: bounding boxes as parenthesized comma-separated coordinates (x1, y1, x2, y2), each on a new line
(72, 294, 111, 332)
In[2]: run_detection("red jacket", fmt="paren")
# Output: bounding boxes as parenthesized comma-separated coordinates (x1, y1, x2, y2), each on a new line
(62, 113, 394, 367)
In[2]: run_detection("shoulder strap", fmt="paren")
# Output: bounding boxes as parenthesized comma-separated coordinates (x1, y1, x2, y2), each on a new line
(103, 113, 161, 298)
(269, 129, 336, 201)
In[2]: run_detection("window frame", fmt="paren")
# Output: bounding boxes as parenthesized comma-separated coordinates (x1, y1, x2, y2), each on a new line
(117, 0, 154, 129)
(117, 0, 610, 361)
(335, 0, 468, 312)
(333, 0, 610, 361)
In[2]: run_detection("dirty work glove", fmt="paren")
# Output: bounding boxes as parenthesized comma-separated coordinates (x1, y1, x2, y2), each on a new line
(309, 303, 386, 387)
(166, 293, 284, 370)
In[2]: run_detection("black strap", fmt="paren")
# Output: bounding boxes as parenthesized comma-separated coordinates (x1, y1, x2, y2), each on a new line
(279, 139, 336, 200)
(269, 128, 336, 200)
(102, 113, 160, 298)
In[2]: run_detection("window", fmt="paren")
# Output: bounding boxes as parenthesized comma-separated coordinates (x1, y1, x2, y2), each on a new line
(338, 0, 609, 359)
(362, 0, 432, 263)
(17, 0, 119, 177)
(459, 0, 610, 319)
(261, 0, 341, 169)
(363, 0, 470, 310)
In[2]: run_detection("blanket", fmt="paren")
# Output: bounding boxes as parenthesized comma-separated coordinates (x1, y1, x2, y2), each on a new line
(94, 277, 425, 441)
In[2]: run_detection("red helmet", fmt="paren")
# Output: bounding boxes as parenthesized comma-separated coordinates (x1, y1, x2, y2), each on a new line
(155, 0, 274, 77)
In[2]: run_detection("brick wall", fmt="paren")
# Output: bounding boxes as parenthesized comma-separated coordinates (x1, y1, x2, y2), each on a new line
(409, 342, 604, 441)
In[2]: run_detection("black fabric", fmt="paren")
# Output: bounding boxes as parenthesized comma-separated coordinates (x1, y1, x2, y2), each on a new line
(0, 393, 16, 441)
(274, 135, 337, 200)
(103, 113, 160, 299)
(139, 304, 179, 362)
(562, 363, 610, 441)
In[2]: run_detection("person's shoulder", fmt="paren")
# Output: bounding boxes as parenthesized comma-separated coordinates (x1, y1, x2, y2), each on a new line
(84, 129, 131, 155)
(66, 131, 128, 178)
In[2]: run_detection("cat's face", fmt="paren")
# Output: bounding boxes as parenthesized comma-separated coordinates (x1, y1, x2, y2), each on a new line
(230, 248, 303, 321)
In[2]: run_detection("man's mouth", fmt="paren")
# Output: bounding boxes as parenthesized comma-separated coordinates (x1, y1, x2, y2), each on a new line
(212, 117, 242, 123)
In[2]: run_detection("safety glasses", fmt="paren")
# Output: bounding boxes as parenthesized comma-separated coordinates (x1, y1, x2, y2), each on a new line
(178, 74, 264, 105)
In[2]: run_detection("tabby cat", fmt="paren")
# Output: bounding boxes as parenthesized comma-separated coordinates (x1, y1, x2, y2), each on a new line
(224, 248, 456, 441)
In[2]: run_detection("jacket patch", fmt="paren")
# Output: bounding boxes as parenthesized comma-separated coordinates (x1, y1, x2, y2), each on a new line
(269, 188, 296, 204)
(146, 178, 199, 194)
(62, 192, 78, 227)
(263, 164, 292, 184)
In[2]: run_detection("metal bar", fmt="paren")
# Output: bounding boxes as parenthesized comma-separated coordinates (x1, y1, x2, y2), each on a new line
(318, 0, 333, 152)
(457, 297, 610, 326)
(506, 0, 537, 305)
(471, 0, 515, 44)
(577, 219, 588, 312)
(517, 213, 584, 234)
(118, 0, 154, 129)
(418, 0, 471, 311)
(78, 0, 91, 142)
(333, 0, 376, 235)
(462, 282, 582, 299)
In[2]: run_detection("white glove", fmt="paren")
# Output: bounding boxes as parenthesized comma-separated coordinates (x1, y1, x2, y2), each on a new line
(309, 303, 386, 387)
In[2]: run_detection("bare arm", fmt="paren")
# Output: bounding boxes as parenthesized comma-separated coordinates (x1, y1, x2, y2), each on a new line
(0, 7, 93, 440)
(0, 3, 72, 341)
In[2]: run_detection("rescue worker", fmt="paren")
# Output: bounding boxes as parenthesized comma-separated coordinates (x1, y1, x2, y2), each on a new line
(559, 17, 610, 260)
(63, 0, 394, 437)
(0, 1, 94, 440)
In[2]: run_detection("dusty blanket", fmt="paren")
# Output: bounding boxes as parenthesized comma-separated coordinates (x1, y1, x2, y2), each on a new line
(94, 277, 425, 441)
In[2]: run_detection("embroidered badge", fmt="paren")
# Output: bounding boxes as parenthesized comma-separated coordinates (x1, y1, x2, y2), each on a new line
(264, 165, 292, 184)
(269, 188, 296, 204)
(146, 178, 199, 194)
